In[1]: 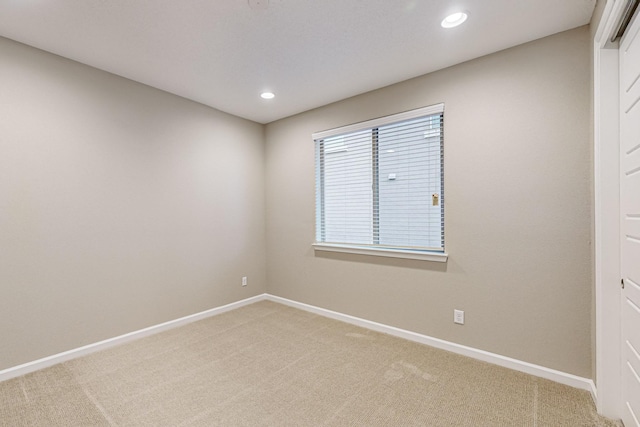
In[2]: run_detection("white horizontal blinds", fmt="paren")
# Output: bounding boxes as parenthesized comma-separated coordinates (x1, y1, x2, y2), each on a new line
(318, 130, 374, 245)
(377, 115, 443, 249)
(315, 104, 444, 251)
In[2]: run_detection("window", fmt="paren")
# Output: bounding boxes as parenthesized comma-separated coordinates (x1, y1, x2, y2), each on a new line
(313, 104, 446, 261)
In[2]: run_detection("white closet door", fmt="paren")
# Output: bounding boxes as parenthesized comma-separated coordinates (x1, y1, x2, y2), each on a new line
(620, 9, 640, 427)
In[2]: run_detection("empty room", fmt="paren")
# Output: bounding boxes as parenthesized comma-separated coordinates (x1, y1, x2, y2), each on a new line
(0, 0, 638, 425)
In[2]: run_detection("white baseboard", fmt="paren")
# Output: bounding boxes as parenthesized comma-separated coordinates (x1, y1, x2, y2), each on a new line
(265, 294, 597, 400)
(0, 294, 266, 383)
(0, 292, 597, 404)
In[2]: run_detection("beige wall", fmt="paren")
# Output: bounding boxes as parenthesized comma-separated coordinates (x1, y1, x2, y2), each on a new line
(1, 25, 594, 379)
(0, 37, 267, 371)
(265, 27, 592, 377)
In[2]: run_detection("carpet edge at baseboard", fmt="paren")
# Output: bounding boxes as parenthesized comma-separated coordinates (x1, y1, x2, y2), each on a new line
(0, 292, 596, 405)
(0, 293, 268, 383)
(264, 294, 597, 403)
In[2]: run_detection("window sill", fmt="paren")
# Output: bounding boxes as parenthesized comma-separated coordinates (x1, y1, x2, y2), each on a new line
(312, 243, 448, 262)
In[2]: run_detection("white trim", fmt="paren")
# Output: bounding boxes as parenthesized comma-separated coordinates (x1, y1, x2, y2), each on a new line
(312, 243, 448, 262)
(312, 103, 445, 140)
(266, 294, 596, 395)
(0, 294, 267, 383)
(595, 0, 629, 46)
(1, 292, 597, 401)
(594, 0, 626, 419)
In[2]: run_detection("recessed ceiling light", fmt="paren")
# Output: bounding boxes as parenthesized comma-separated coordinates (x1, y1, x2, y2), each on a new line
(441, 12, 468, 28)
(261, 92, 275, 99)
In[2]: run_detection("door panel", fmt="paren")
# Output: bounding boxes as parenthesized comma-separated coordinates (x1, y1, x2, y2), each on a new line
(621, 10, 640, 427)
(624, 286, 640, 376)
(626, 359, 640, 427)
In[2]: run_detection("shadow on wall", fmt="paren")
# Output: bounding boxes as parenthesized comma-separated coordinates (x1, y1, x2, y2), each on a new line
(312, 250, 448, 272)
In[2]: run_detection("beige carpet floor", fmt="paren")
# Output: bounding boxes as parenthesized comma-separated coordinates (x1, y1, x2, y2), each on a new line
(0, 300, 620, 426)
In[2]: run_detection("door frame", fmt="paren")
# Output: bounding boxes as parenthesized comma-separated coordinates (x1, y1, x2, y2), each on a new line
(594, 0, 628, 419)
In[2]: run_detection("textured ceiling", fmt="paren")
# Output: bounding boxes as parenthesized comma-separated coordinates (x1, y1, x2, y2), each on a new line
(0, 0, 596, 123)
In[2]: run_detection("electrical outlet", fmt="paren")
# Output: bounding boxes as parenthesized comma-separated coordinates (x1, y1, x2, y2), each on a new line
(242, 276, 247, 287)
(454, 309, 464, 325)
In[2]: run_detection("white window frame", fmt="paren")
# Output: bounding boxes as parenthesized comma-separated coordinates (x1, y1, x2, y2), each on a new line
(312, 103, 448, 262)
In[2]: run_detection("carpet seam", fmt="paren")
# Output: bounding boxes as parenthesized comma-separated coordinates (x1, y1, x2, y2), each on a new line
(80, 382, 118, 426)
(533, 379, 539, 427)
